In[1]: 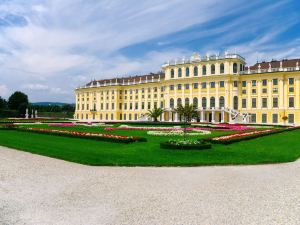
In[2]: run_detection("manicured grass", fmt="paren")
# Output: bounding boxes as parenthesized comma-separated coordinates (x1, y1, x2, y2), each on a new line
(0, 124, 299, 166)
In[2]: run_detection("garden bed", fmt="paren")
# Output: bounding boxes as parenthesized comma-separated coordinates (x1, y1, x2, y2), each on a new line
(160, 140, 211, 150)
(17, 127, 146, 144)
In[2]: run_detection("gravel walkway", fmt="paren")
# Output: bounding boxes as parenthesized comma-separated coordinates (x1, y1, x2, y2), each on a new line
(0, 146, 299, 225)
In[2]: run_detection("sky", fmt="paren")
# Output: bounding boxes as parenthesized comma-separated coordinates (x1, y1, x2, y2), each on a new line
(0, 0, 300, 103)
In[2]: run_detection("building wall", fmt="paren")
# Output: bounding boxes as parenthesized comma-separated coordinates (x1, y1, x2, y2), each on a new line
(75, 58, 300, 125)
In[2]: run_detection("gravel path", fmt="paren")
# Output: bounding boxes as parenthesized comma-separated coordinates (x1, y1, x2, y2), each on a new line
(0, 146, 299, 225)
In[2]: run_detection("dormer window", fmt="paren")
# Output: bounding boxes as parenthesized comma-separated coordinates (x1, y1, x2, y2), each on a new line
(186, 67, 190, 77)
(170, 69, 174, 78)
(202, 65, 207, 75)
(178, 68, 182, 77)
(194, 66, 198, 76)
(233, 63, 238, 73)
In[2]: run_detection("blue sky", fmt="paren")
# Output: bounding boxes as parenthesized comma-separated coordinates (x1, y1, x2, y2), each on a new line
(0, 0, 300, 103)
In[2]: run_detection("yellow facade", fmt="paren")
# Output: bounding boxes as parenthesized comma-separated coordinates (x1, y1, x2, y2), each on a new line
(75, 53, 300, 125)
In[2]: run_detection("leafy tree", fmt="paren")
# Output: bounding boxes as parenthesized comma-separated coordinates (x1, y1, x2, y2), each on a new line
(8, 91, 29, 110)
(0, 96, 7, 109)
(146, 107, 164, 122)
(174, 104, 198, 140)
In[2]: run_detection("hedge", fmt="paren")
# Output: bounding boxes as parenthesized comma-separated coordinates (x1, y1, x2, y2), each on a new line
(160, 141, 211, 150)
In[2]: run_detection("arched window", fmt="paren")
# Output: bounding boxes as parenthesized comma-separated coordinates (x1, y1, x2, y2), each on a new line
(171, 69, 175, 78)
(193, 97, 198, 108)
(233, 96, 238, 110)
(202, 97, 207, 108)
(185, 98, 190, 106)
(220, 63, 224, 74)
(210, 97, 215, 108)
(186, 67, 190, 77)
(202, 65, 206, 75)
(219, 96, 225, 108)
(233, 63, 238, 73)
(211, 64, 215, 74)
(194, 66, 198, 76)
(177, 98, 182, 106)
(178, 68, 182, 77)
(170, 98, 174, 108)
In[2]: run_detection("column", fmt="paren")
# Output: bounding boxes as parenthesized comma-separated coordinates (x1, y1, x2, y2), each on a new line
(161, 112, 165, 122)
(221, 107, 225, 123)
(212, 108, 215, 123)
(175, 113, 178, 122)
(200, 108, 205, 122)
(169, 111, 172, 122)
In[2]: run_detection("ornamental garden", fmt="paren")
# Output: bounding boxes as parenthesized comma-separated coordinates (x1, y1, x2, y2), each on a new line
(0, 105, 300, 166)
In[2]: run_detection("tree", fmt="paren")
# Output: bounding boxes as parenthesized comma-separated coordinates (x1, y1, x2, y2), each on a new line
(0, 96, 7, 109)
(174, 104, 198, 140)
(8, 91, 29, 110)
(8, 91, 29, 116)
(146, 107, 164, 122)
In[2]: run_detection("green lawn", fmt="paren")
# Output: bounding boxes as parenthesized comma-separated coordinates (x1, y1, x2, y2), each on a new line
(0, 124, 299, 166)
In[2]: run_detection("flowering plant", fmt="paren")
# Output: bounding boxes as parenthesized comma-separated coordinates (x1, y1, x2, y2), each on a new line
(147, 130, 211, 136)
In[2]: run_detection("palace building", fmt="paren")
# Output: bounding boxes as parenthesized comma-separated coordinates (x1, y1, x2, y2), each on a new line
(74, 53, 300, 125)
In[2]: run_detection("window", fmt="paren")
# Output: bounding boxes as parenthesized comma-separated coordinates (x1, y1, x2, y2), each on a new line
(234, 81, 238, 87)
(193, 97, 198, 108)
(170, 85, 174, 91)
(273, 97, 278, 108)
(220, 63, 224, 74)
(289, 78, 294, 85)
(272, 114, 278, 123)
(201, 82, 206, 89)
(273, 88, 278, 93)
(177, 84, 182, 90)
(252, 98, 257, 108)
(170, 98, 174, 108)
(220, 81, 225, 87)
(111, 114, 114, 120)
(202, 97, 207, 108)
(262, 88, 267, 94)
(251, 114, 256, 123)
(288, 114, 294, 124)
(211, 64, 215, 74)
(148, 102, 151, 109)
(124, 114, 126, 120)
(242, 99, 246, 108)
(160, 101, 164, 108)
(130, 103, 132, 110)
(210, 82, 215, 88)
(252, 80, 257, 87)
(142, 102, 145, 110)
(202, 65, 206, 75)
(194, 66, 198, 76)
(262, 98, 267, 108)
(262, 114, 267, 123)
(111, 103, 114, 110)
(289, 87, 294, 92)
(135, 102, 138, 110)
(186, 67, 190, 77)
(289, 97, 294, 108)
(171, 69, 175, 78)
(124, 103, 127, 110)
(177, 98, 182, 106)
(252, 89, 256, 94)
(219, 96, 225, 108)
(242, 89, 246, 94)
(134, 114, 138, 120)
(210, 97, 215, 108)
(262, 79, 267, 86)
(242, 81, 246, 87)
(273, 79, 278, 85)
(129, 114, 132, 120)
(193, 83, 198, 89)
(233, 63, 238, 73)
(185, 98, 190, 106)
(185, 83, 190, 90)
(240, 64, 243, 71)
(233, 96, 238, 110)
(178, 68, 182, 77)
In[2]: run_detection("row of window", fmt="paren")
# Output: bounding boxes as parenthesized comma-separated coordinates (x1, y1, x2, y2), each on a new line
(169, 81, 226, 90)
(169, 97, 225, 109)
(243, 78, 294, 87)
(242, 97, 295, 108)
(170, 63, 243, 78)
(251, 114, 295, 124)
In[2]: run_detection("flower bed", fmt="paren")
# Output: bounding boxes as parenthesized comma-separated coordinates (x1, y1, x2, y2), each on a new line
(147, 130, 211, 136)
(210, 127, 297, 144)
(17, 127, 146, 143)
(48, 123, 76, 127)
(160, 139, 211, 150)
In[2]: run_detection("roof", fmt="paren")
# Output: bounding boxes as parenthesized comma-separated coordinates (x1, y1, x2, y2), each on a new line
(86, 72, 165, 86)
(246, 58, 300, 70)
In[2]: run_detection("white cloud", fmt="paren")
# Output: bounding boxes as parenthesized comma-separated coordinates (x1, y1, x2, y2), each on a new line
(0, 85, 9, 97)
(22, 83, 49, 90)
